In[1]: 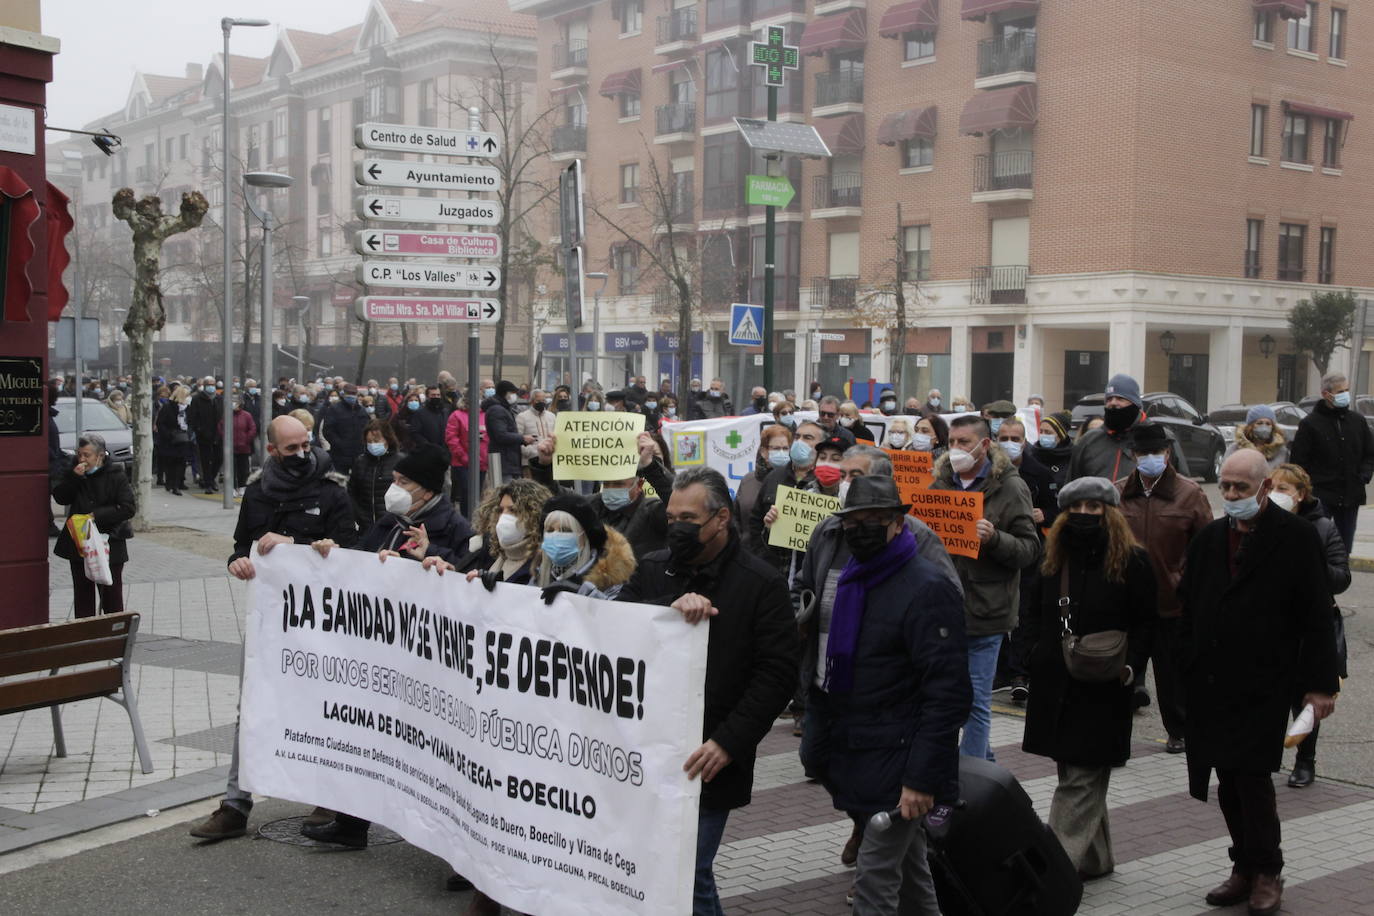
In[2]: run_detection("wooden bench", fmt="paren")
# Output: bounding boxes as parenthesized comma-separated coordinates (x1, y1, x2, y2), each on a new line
(0, 612, 153, 774)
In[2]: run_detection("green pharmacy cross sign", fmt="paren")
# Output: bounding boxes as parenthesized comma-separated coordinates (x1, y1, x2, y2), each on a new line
(751, 26, 799, 88)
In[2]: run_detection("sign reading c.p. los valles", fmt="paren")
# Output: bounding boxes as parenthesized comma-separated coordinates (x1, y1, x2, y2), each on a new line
(0, 356, 44, 436)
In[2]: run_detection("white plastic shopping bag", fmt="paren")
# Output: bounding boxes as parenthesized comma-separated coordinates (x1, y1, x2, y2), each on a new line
(80, 517, 114, 586)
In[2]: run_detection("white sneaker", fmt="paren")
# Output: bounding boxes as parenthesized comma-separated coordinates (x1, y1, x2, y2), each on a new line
(233, 487, 245, 498)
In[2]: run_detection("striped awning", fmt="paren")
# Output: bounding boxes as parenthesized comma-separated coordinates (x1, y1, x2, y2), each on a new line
(599, 68, 641, 97)
(959, 84, 1037, 135)
(877, 106, 938, 145)
(1285, 100, 1354, 121)
(800, 9, 867, 56)
(878, 0, 939, 38)
(961, 0, 1039, 21)
(1253, 0, 1308, 20)
(815, 113, 865, 154)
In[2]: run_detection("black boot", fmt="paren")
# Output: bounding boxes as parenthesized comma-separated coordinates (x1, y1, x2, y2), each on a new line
(300, 813, 369, 848)
(1288, 759, 1315, 788)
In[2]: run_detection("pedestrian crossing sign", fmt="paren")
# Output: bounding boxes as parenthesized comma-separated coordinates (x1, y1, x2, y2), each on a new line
(728, 303, 765, 346)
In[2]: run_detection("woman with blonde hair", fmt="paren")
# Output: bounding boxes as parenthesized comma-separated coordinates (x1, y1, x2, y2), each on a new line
(465, 478, 552, 585)
(106, 388, 132, 426)
(534, 492, 636, 599)
(879, 416, 918, 450)
(155, 385, 193, 495)
(1023, 476, 1156, 881)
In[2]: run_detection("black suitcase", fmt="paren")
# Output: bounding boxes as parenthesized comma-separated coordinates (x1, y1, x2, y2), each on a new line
(923, 756, 1083, 916)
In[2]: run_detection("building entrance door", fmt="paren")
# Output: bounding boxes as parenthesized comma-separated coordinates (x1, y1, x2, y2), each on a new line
(1168, 353, 1210, 413)
(971, 353, 1013, 406)
(1063, 350, 1108, 408)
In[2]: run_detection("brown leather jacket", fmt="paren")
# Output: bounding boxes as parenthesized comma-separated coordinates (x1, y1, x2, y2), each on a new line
(1116, 466, 1214, 618)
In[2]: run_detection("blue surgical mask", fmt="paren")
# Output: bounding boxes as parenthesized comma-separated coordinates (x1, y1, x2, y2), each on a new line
(366, 441, 387, 457)
(1000, 440, 1023, 461)
(586, 401, 602, 412)
(990, 418, 1003, 435)
(298, 394, 310, 404)
(483, 387, 496, 399)
(1136, 453, 1167, 478)
(768, 449, 790, 468)
(365, 406, 375, 415)
(407, 401, 420, 412)
(789, 440, 814, 465)
(249, 387, 260, 396)
(1038, 434, 1058, 449)
(390, 383, 399, 391)
(1223, 495, 1262, 521)
(343, 395, 357, 405)
(600, 487, 632, 511)
(911, 433, 933, 451)
(1334, 391, 1352, 409)
(542, 531, 581, 567)
(645, 400, 658, 410)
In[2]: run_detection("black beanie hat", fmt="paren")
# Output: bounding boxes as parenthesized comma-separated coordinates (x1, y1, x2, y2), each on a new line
(541, 491, 608, 552)
(394, 442, 448, 495)
(495, 380, 518, 399)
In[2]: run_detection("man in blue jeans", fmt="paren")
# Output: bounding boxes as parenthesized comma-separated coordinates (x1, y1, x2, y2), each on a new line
(928, 415, 1040, 760)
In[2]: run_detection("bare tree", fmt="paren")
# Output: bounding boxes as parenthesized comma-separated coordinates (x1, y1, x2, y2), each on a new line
(112, 188, 209, 530)
(856, 203, 923, 392)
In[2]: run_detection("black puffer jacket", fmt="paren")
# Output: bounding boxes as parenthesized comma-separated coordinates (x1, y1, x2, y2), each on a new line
(346, 449, 401, 528)
(318, 401, 369, 473)
(52, 460, 136, 566)
(1291, 398, 1374, 509)
(617, 534, 798, 811)
(229, 447, 357, 565)
(359, 497, 474, 567)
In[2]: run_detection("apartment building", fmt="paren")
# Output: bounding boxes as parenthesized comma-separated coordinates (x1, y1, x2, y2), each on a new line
(49, 0, 535, 381)
(515, 0, 1374, 410)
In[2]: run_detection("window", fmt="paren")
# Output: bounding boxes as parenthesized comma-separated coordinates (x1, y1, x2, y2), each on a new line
(1319, 226, 1336, 284)
(1255, 10, 1273, 42)
(903, 225, 931, 281)
(619, 0, 643, 34)
(1250, 104, 1267, 157)
(704, 46, 740, 122)
(1329, 6, 1345, 57)
(1288, 2, 1316, 52)
(316, 176, 332, 217)
(1278, 222, 1306, 281)
(419, 79, 437, 126)
(616, 245, 640, 293)
(902, 136, 933, 169)
(1245, 219, 1263, 278)
(179, 134, 188, 159)
(620, 163, 640, 204)
(1282, 112, 1309, 162)
(702, 134, 744, 210)
(165, 138, 174, 164)
(317, 107, 331, 155)
(273, 110, 289, 161)
(1323, 118, 1342, 167)
(620, 91, 641, 119)
(670, 69, 696, 105)
(904, 30, 935, 61)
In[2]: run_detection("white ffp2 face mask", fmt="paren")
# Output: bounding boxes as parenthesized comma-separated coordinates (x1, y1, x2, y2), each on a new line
(495, 512, 524, 546)
(384, 483, 413, 516)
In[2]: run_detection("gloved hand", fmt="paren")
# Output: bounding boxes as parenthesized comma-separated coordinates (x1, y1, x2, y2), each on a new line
(541, 578, 581, 605)
(479, 569, 501, 593)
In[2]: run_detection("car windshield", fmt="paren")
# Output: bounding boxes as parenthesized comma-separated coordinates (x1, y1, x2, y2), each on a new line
(54, 402, 127, 434)
(1209, 407, 1247, 424)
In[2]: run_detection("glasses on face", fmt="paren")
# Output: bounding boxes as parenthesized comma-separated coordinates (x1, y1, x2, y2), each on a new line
(818, 410, 837, 419)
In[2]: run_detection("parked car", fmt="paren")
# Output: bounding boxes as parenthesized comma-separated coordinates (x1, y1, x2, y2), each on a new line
(53, 398, 134, 474)
(1070, 391, 1227, 481)
(1297, 394, 1374, 433)
(1208, 401, 1307, 447)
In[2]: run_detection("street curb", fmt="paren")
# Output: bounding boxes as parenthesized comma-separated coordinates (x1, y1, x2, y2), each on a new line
(1351, 557, 1374, 573)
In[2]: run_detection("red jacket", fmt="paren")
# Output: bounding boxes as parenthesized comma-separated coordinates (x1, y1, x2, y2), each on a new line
(445, 408, 488, 471)
(218, 409, 258, 454)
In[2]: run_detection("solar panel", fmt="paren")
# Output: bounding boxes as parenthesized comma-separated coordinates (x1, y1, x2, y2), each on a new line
(733, 118, 832, 158)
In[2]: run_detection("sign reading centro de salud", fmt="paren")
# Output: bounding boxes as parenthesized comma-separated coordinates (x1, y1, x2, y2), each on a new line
(354, 122, 501, 158)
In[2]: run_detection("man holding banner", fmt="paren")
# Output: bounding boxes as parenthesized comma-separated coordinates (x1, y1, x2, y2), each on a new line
(618, 467, 799, 916)
(928, 416, 1040, 762)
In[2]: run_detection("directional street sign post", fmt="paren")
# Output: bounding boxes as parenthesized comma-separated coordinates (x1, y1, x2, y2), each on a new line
(355, 228, 501, 259)
(359, 261, 501, 292)
(728, 303, 766, 347)
(356, 158, 501, 192)
(354, 122, 500, 158)
(357, 194, 503, 226)
(355, 297, 501, 323)
(745, 174, 795, 208)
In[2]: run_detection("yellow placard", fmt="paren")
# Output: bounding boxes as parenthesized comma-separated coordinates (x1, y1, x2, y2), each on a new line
(553, 412, 646, 481)
(768, 486, 842, 552)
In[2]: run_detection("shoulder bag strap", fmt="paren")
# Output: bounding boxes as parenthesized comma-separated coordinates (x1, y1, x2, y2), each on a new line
(1058, 564, 1073, 635)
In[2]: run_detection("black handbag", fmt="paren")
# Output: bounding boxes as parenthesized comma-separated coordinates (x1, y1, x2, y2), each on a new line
(1058, 567, 1129, 683)
(168, 427, 191, 446)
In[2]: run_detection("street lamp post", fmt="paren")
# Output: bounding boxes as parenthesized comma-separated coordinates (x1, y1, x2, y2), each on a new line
(587, 272, 609, 386)
(245, 171, 294, 466)
(220, 16, 271, 509)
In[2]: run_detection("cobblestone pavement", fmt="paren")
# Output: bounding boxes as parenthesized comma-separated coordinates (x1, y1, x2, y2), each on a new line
(5, 491, 1374, 913)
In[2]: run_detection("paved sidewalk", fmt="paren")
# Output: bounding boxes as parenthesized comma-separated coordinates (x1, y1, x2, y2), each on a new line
(5, 488, 1374, 913)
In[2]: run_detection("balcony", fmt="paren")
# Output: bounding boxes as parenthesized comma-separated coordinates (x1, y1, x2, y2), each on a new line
(551, 41, 588, 80)
(811, 275, 859, 310)
(704, 0, 752, 36)
(971, 265, 1029, 305)
(811, 172, 862, 217)
(972, 150, 1034, 202)
(654, 103, 697, 144)
(655, 8, 698, 54)
(975, 32, 1037, 87)
(670, 175, 695, 225)
(814, 71, 864, 116)
(550, 125, 587, 161)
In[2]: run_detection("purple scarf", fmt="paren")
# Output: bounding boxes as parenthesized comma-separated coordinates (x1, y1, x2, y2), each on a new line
(824, 527, 918, 693)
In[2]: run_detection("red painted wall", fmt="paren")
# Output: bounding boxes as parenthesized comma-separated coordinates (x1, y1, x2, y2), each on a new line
(0, 38, 56, 629)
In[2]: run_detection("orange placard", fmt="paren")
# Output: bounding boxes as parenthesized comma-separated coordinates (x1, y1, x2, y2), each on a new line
(885, 449, 934, 503)
(907, 489, 984, 559)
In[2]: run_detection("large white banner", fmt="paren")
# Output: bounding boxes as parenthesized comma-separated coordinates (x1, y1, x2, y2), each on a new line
(241, 545, 707, 916)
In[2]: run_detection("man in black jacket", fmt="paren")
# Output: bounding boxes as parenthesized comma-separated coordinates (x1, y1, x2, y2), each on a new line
(486, 379, 531, 482)
(618, 467, 798, 916)
(187, 376, 221, 492)
(406, 383, 450, 458)
(1291, 370, 1374, 554)
(189, 415, 357, 843)
(317, 383, 369, 474)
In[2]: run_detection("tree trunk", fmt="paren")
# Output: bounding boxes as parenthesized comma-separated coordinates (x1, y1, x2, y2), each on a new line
(355, 319, 371, 382)
(399, 323, 410, 382)
(676, 277, 692, 399)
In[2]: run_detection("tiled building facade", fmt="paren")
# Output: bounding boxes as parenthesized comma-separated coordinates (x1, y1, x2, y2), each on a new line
(517, 0, 1374, 411)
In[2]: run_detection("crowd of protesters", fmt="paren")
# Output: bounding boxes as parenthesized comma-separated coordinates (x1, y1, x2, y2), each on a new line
(53, 361, 1359, 916)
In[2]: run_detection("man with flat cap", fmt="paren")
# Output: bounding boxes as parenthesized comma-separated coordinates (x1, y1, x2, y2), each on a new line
(799, 475, 971, 915)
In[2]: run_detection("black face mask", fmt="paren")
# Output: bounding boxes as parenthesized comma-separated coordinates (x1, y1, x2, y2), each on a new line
(532, 401, 546, 412)
(903, 407, 921, 416)
(1063, 512, 1104, 546)
(555, 399, 571, 412)
(843, 522, 891, 563)
(427, 397, 443, 409)
(753, 397, 767, 412)
(1103, 404, 1137, 433)
(666, 520, 707, 565)
(281, 450, 315, 476)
